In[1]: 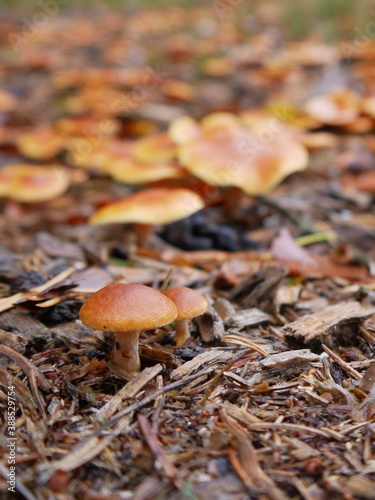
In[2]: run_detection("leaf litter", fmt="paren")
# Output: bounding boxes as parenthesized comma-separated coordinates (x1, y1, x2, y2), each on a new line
(0, 3, 375, 499)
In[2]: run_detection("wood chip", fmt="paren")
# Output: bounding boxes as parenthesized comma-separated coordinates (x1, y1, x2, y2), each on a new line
(195, 306, 225, 342)
(170, 349, 245, 380)
(283, 301, 375, 344)
(225, 307, 271, 328)
(260, 349, 320, 377)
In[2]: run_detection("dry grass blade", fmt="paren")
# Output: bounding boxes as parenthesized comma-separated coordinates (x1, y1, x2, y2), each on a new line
(41, 415, 130, 476)
(223, 334, 269, 357)
(0, 364, 37, 410)
(108, 367, 214, 425)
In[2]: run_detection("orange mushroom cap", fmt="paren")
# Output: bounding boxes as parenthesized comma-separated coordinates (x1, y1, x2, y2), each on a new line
(17, 127, 64, 160)
(0, 164, 70, 202)
(89, 187, 204, 226)
(132, 132, 176, 163)
(304, 88, 361, 126)
(163, 286, 208, 320)
(176, 114, 308, 196)
(79, 283, 177, 331)
(108, 158, 185, 184)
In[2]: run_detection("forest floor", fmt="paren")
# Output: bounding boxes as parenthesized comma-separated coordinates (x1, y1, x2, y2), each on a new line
(0, 3, 374, 500)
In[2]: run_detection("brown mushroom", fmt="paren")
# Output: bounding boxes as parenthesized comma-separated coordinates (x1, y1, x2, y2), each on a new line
(89, 187, 205, 247)
(79, 283, 177, 373)
(163, 286, 208, 346)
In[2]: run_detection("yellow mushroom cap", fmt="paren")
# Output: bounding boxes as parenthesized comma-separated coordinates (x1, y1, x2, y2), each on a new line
(79, 283, 177, 331)
(0, 164, 70, 202)
(163, 286, 208, 320)
(89, 187, 205, 226)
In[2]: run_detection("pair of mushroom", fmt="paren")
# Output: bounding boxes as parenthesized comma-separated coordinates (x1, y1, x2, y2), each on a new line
(79, 283, 207, 373)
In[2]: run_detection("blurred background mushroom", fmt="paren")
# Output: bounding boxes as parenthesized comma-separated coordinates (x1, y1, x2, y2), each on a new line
(89, 187, 205, 248)
(0, 164, 70, 203)
(169, 112, 308, 215)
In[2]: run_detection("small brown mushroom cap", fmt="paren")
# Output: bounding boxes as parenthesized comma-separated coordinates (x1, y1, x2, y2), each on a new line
(79, 283, 178, 331)
(89, 187, 204, 226)
(163, 286, 208, 320)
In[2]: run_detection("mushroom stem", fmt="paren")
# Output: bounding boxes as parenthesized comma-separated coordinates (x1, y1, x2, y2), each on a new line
(134, 223, 153, 248)
(224, 186, 244, 217)
(174, 319, 191, 347)
(112, 330, 140, 373)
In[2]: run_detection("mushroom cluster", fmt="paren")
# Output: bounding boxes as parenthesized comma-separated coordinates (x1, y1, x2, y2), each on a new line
(79, 283, 178, 374)
(169, 112, 308, 212)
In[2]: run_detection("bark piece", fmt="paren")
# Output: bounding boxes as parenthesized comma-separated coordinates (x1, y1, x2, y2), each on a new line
(196, 306, 225, 342)
(170, 349, 245, 380)
(260, 349, 320, 377)
(225, 308, 271, 329)
(283, 301, 374, 344)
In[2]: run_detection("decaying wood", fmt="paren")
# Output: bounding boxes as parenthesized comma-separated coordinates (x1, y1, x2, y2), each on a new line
(283, 301, 375, 344)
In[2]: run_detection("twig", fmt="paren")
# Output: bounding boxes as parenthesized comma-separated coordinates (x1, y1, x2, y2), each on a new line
(245, 422, 344, 441)
(159, 267, 175, 292)
(107, 367, 213, 426)
(138, 414, 182, 489)
(322, 344, 362, 380)
(0, 345, 53, 391)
